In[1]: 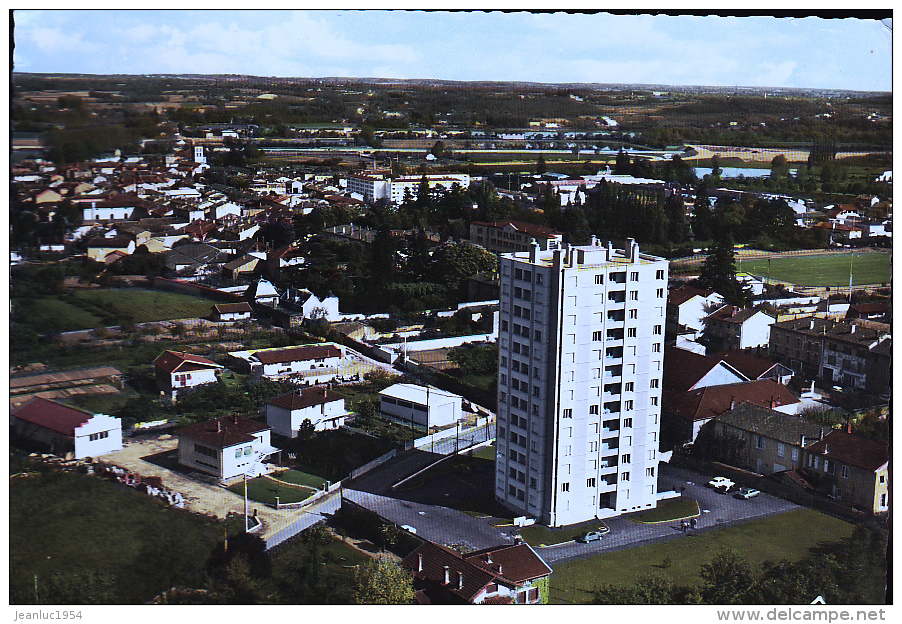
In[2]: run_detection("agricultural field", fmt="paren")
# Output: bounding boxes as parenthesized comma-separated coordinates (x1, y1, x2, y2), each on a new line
(738, 250, 891, 287)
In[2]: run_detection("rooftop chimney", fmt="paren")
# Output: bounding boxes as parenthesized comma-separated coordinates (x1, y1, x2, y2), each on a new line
(486, 553, 493, 564)
(800, 434, 806, 447)
(217, 420, 222, 433)
(443, 566, 450, 585)
(846, 422, 853, 434)
(458, 572, 465, 590)
(417, 553, 423, 572)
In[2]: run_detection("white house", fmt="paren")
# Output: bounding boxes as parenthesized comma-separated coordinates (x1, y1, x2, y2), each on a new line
(211, 302, 254, 322)
(282, 288, 340, 321)
(249, 344, 344, 381)
(703, 305, 776, 354)
(265, 388, 347, 437)
(153, 350, 223, 399)
(11, 397, 122, 460)
(248, 278, 280, 307)
(176, 415, 277, 480)
(379, 383, 464, 429)
(666, 284, 724, 339)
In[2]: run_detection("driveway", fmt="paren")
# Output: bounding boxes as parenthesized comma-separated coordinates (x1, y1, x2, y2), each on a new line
(100, 434, 339, 545)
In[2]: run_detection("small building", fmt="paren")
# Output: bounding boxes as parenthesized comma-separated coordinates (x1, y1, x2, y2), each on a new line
(153, 350, 223, 399)
(211, 302, 253, 322)
(665, 285, 724, 340)
(11, 397, 122, 459)
(379, 383, 464, 429)
(176, 415, 277, 480)
(265, 387, 347, 437)
(401, 540, 552, 604)
(469, 219, 563, 255)
(802, 428, 889, 514)
(703, 305, 775, 354)
(249, 344, 344, 381)
(86, 237, 136, 262)
(712, 402, 826, 475)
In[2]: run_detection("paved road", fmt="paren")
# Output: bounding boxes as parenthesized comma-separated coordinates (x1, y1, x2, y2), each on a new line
(537, 463, 799, 565)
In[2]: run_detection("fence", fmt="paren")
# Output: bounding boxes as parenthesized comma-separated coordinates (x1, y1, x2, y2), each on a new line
(410, 419, 494, 453)
(263, 487, 342, 550)
(346, 448, 399, 480)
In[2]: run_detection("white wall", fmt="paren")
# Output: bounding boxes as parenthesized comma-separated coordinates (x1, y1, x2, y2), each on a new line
(266, 400, 347, 437)
(73, 414, 123, 459)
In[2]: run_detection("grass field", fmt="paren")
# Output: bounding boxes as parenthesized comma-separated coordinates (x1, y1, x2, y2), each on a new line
(229, 476, 316, 505)
(629, 498, 700, 524)
(547, 508, 855, 604)
(738, 251, 891, 287)
(10, 465, 231, 604)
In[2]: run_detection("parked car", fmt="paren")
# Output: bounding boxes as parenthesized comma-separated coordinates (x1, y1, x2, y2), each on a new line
(576, 526, 610, 542)
(400, 524, 417, 534)
(706, 477, 735, 490)
(733, 488, 760, 500)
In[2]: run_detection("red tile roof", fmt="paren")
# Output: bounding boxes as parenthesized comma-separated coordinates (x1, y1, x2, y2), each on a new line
(251, 345, 341, 365)
(663, 346, 728, 393)
(212, 302, 253, 315)
(267, 388, 343, 411)
(401, 541, 551, 604)
(176, 415, 270, 449)
(711, 350, 780, 380)
(667, 284, 717, 307)
(12, 397, 95, 437)
(153, 350, 221, 374)
(805, 430, 889, 472)
(664, 379, 800, 423)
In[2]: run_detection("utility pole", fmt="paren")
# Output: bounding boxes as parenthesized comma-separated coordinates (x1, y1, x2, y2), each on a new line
(243, 473, 249, 533)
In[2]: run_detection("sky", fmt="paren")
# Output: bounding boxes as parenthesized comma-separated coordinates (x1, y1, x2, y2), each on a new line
(11, 10, 893, 92)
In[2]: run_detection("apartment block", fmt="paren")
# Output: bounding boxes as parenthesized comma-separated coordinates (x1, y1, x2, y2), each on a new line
(495, 238, 668, 526)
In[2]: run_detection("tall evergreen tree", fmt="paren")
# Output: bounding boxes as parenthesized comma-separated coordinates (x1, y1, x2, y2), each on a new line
(699, 229, 750, 306)
(693, 184, 713, 241)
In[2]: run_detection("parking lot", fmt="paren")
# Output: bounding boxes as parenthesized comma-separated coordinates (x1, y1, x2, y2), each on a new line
(345, 450, 800, 564)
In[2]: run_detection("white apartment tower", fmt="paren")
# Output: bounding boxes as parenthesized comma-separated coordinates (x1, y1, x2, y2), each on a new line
(495, 237, 668, 526)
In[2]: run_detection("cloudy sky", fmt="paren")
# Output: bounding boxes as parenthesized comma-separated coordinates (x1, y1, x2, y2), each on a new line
(11, 10, 893, 92)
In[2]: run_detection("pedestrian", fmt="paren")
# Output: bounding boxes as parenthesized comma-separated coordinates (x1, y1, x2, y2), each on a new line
(690, 517, 698, 530)
(681, 519, 688, 532)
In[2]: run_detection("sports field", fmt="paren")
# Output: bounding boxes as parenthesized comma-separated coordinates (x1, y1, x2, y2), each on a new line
(738, 251, 891, 287)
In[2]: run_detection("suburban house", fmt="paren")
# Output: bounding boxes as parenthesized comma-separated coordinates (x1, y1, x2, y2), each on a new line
(265, 387, 347, 437)
(712, 402, 826, 475)
(710, 350, 794, 385)
(702, 305, 776, 354)
(801, 428, 889, 514)
(11, 397, 123, 460)
(379, 383, 464, 430)
(663, 378, 801, 445)
(248, 344, 344, 381)
(247, 278, 280, 307)
(469, 219, 563, 254)
(665, 284, 724, 341)
(176, 415, 278, 480)
(663, 346, 747, 394)
(86, 236, 136, 262)
(80, 195, 148, 222)
(153, 350, 223, 399)
(401, 540, 553, 604)
(223, 254, 262, 281)
(211, 301, 254, 322)
(281, 288, 341, 322)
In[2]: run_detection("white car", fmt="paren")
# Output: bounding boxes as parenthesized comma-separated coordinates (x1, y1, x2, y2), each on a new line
(400, 524, 417, 534)
(706, 477, 735, 490)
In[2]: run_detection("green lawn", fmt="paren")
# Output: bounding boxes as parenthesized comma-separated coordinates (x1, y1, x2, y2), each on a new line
(521, 520, 612, 547)
(470, 443, 496, 461)
(12, 296, 104, 333)
(547, 508, 855, 604)
(738, 251, 891, 287)
(229, 476, 316, 505)
(628, 498, 699, 524)
(270, 469, 328, 489)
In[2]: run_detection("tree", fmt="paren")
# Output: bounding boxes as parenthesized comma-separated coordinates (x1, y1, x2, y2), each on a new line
(699, 550, 756, 604)
(213, 554, 266, 604)
(297, 418, 315, 441)
(710, 154, 722, 181)
(770, 154, 790, 181)
(699, 229, 750, 307)
(430, 140, 446, 159)
(427, 240, 498, 292)
(355, 554, 417, 605)
(692, 184, 713, 241)
(536, 154, 547, 175)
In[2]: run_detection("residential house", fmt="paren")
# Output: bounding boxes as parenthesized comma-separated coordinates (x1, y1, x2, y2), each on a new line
(702, 305, 775, 354)
(80, 194, 148, 222)
(247, 278, 280, 307)
(469, 219, 563, 254)
(176, 415, 277, 480)
(163, 242, 228, 276)
(265, 387, 347, 437)
(769, 317, 891, 396)
(11, 397, 123, 459)
(379, 383, 464, 430)
(713, 402, 826, 475)
(211, 302, 254, 322)
(281, 288, 340, 322)
(153, 350, 223, 399)
(249, 344, 344, 381)
(223, 254, 262, 281)
(665, 284, 724, 343)
(663, 379, 801, 445)
(802, 429, 889, 514)
(86, 236, 136, 262)
(401, 541, 552, 604)
(711, 350, 794, 385)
